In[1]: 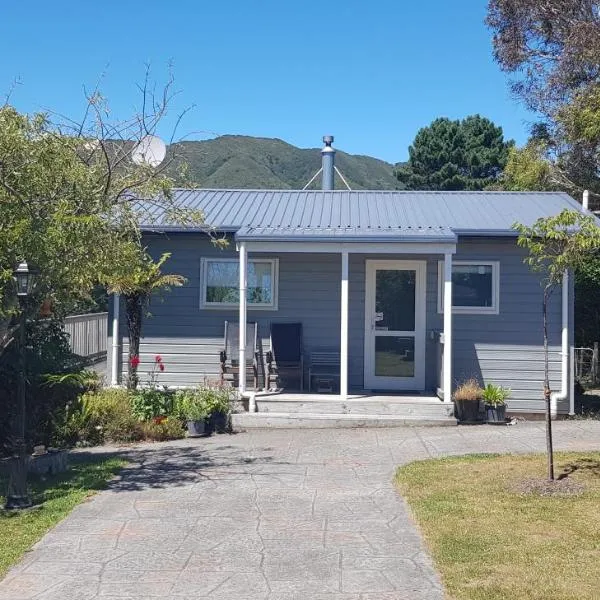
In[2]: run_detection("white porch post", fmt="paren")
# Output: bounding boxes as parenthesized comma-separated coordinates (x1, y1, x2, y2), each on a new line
(238, 242, 248, 393)
(443, 252, 453, 402)
(110, 293, 120, 387)
(340, 250, 349, 400)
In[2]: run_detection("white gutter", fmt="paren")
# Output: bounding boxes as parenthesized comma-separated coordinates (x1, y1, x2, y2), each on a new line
(110, 293, 120, 387)
(551, 270, 569, 417)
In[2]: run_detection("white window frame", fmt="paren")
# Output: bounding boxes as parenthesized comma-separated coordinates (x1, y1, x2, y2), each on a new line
(200, 257, 279, 311)
(437, 260, 500, 315)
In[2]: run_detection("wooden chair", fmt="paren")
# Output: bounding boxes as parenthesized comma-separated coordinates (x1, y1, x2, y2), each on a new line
(308, 349, 340, 393)
(266, 322, 304, 391)
(219, 321, 259, 389)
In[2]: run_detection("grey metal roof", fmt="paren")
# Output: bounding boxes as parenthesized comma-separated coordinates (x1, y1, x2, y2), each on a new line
(139, 189, 584, 241)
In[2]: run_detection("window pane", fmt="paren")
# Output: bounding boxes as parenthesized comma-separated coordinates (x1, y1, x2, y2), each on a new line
(205, 261, 273, 305)
(248, 262, 272, 304)
(375, 336, 415, 377)
(206, 262, 238, 303)
(375, 270, 415, 331)
(452, 264, 493, 307)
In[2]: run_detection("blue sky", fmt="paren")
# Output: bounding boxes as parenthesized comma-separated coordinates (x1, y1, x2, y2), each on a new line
(0, 1, 532, 163)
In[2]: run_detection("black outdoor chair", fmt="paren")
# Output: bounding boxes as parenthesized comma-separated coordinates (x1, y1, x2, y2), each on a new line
(266, 322, 304, 391)
(219, 321, 259, 390)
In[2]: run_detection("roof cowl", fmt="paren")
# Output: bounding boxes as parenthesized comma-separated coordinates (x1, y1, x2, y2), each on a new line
(321, 135, 335, 190)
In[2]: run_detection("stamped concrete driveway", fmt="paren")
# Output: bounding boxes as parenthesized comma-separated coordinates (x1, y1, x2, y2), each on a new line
(1, 421, 599, 600)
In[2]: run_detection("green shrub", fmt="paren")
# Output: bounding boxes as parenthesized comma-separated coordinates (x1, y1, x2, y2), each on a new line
(201, 384, 236, 415)
(43, 369, 102, 393)
(175, 388, 210, 421)
(130, 388, 175, 421)
(174, 384, 235, 421)
(140, 416, 185, 441)
(84, 388, 144, 443)
(0, 318, 87, 454)
(482, 383, 511, 406)
(53, 394, 104, 447)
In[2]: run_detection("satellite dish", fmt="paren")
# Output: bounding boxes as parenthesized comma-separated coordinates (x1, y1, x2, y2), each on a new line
(83, 139, 100, 152)
(131, 135, 167, 167)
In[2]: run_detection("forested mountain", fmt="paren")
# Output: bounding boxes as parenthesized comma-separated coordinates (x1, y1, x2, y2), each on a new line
(166, 135, 402, 190)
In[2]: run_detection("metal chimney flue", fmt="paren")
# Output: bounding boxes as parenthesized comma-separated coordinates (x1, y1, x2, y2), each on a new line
(321, 135, 335, 190)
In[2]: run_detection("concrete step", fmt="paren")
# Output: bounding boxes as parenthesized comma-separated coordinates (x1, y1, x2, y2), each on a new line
(255, 398, 455, 419)
(232, 412, 457, 429)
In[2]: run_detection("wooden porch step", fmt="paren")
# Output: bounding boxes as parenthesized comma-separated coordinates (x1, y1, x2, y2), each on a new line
(232, 412, 457, 429)
(254, 397, 455, 419)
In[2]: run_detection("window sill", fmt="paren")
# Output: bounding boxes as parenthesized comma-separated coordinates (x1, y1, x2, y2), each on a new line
(437, 307, 499, 315)
(200, 304, 278, 311)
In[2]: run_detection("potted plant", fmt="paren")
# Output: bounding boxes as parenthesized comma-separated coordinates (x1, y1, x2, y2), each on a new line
(203, 384, 234, 434)
(482, 383, 511, 423)
(453, 379, 484, 423)
(176, 389, 210, 437)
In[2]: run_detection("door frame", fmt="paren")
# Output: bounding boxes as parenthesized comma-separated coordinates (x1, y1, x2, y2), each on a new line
(363, 259, 427, 390)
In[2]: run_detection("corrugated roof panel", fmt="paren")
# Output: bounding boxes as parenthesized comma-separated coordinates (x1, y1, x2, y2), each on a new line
(139, 189, 587, 240)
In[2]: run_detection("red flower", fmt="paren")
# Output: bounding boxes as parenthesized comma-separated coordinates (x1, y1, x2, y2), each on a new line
(159, 363, 165, 372)
(129, 355, 140, 368)
(153, 416, 166, 425)
(155, 355, 162, 363)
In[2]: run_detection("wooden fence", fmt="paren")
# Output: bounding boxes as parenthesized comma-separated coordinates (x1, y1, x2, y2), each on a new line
(63, 312, 108, 359)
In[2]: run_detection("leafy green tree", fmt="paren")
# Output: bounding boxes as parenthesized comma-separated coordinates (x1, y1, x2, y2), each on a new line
(501, 143, 554, 191)
(514, 210, 600, 480)
(487, 0, 600, 116)
(0, 71, 203, 356)
(396, 115, 512, 190)
(487, 1, 600, 195)
(106, 250, 186, 389)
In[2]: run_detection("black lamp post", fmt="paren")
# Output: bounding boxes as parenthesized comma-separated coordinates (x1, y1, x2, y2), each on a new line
(5, 261, 37, 510)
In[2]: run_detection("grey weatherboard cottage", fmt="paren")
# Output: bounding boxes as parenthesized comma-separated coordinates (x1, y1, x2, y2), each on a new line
(107, 142, 583, 422)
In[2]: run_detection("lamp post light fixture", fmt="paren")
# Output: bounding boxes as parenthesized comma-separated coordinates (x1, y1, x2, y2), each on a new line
(5, 261, 38, 510)
(14, 261, 37, 297)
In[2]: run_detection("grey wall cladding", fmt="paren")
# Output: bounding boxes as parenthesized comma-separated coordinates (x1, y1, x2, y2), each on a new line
(107, 234, 569, 413)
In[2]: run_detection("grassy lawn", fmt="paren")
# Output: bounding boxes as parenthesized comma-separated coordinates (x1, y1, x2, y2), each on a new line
(396, 452, 600, 600)
(0, 456, 125, 579)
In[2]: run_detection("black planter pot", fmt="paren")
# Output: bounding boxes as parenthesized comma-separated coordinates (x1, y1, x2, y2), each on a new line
(210, 411, 230, 434)
(485, 404, 506, 424)
(186, 419, 207, 437)
(455, 399, 482, 423)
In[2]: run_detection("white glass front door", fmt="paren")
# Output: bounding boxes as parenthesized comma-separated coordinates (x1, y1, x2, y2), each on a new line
(364, 260, 426, 390)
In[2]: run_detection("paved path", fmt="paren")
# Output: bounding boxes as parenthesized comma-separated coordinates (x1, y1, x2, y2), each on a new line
(1, 421, 599, 599)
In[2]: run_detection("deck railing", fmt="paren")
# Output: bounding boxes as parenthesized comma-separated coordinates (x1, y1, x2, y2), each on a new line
(63, 312, 108, 359)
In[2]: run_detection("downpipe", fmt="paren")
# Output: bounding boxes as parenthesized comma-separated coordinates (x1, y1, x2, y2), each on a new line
(550, 271, 569, 418)
(110, 293, 120, 387)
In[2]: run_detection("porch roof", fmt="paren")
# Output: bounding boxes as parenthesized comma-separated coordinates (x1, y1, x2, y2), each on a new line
(235, 224, 457, 243)
(138, 189, 585, 238)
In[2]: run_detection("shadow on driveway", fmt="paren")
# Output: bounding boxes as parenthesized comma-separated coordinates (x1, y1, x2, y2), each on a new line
(73, 438, 277, 492)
